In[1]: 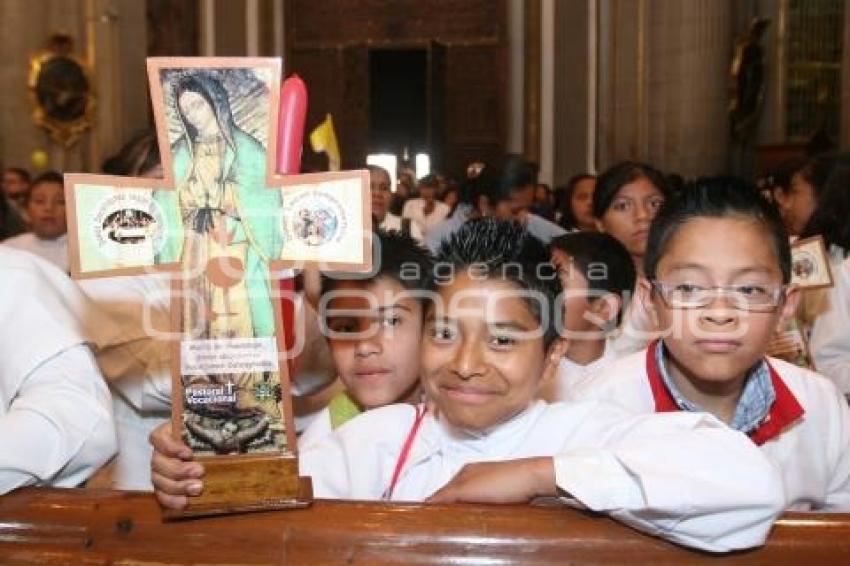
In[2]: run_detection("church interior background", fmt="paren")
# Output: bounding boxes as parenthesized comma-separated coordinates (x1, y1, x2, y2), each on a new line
(0, 0, 847, 187)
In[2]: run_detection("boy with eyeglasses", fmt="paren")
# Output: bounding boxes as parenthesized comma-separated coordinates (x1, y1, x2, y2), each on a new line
(571, 177, 850, 510)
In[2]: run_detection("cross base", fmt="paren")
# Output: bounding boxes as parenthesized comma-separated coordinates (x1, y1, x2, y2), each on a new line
(161, 453, 313, 520)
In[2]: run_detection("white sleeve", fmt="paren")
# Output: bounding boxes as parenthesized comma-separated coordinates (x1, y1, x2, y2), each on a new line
(0, 345, 117, 494)
(810, 269, 850, 396)
(410, 220, 425, 244)
(401, 199, 415, 219)
(824, 383, 850, 510)
(297, 408, 333, 449)
(298, 426, 354, 499)
(298, 405, 415, 500)
(553, 408, 784, 553)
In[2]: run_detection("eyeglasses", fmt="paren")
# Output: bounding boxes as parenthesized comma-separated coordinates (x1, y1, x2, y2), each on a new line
(649, 280, 787, 312)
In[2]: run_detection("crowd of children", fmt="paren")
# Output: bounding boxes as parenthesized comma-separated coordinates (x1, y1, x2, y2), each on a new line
(2, 151, 850, 554)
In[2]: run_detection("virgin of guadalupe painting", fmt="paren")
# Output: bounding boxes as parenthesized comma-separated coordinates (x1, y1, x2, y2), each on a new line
(152, 66, 287, 456)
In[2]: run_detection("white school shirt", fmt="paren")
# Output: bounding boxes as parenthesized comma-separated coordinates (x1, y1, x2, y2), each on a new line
(607, 280, 659, 356)
(78, 273, 174, 490)
(378, 212, 425, 244)
(2, 232, 69, 273)
(539, 339, 617, 403)
(808, 247, 850, 397)
(568, 345, 850, 511)
(401, 198, 450, 236)
(0, 249, 117, 493)
(299, 399, 784, 553)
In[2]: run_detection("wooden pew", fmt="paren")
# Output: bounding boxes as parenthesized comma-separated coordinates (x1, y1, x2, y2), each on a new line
(0, 487, 848, 564)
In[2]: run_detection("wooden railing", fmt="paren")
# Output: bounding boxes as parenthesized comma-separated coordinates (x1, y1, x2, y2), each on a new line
(0, 488, 849, 564)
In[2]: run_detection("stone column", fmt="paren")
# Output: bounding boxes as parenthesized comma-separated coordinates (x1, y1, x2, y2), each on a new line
(597, 0, 736, 176)
(524, 0, 541, 164)
(842, 0, 850, 149)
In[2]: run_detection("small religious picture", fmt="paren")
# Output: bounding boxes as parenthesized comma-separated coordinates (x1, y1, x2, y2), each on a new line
(791, 236, 833, 290)
(65, 179, 171, 275)
(278, 170, 372, 272)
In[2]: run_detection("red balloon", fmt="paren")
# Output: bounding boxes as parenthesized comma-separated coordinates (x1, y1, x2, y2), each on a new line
(275, 74, 307, 378)
(276, 74, 308, 175)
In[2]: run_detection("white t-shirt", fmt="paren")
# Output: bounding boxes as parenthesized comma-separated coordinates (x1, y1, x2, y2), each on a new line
(0, 248, 117, 493)
(78, 273, 174, 490)
(2, 233, 69, 273)
(808, 247, 850, 396)
(539, 339, 618, 402)
(401, 199, 450, 236)
(378, 212, 424, 243)
(299, 399, 783, 552)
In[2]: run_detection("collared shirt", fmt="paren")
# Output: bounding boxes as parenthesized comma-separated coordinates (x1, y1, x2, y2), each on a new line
(379, 212, 424, 243)
(654, 340, 775, 434)
(298, 398, 785, 552)
(426, 204, 471, 253)
(2, 233, 69, 273)
(401, 198, 450, 236)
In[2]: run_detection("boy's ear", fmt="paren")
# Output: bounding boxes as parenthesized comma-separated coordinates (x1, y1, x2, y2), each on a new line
(595, 218, 605, 233)
(637, 278, 659, 326)
(587, 292, 622, 327)
(540, 337, 569, 386)
(776, 285, 802, 332)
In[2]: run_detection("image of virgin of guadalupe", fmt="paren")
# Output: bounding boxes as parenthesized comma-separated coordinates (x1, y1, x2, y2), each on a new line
(153, 72, 285, 454)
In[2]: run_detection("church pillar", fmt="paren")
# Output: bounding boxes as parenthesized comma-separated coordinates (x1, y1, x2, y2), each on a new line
(842, 0, 850, 149)
(506, 0, 524, 154)
(551, 0, 597, 184)
(598, 0, 736, 176)
(647, 0, 735, 176)
(529, 0, 598, 186)
(523, 0, 541, 165)
(86, 0, 149, 171)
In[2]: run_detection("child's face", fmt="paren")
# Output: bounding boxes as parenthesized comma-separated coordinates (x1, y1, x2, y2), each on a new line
(370, 170, 391, 221)
(2, 170, 29, 205)
(27, 181, 67, 240)
(571, 178, 596, 230)
(777, 172, 816, 236)
(597, 177, 664, 262)
(645, 216, 797, 388)
(325, 277, 423, 409)
(419, 183, 437, 202)
(421, 273, 559, 431)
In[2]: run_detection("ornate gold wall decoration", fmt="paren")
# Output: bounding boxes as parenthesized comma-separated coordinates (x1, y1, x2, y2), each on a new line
(28, 34, 96, 147)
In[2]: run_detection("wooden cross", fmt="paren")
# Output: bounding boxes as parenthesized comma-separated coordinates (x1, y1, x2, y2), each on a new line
(65, 58, 371, 517)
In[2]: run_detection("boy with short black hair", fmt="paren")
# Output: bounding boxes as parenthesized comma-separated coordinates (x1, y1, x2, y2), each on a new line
(2, 171, 68, 272)
(573, 176, 850, 510)
(298, 228, 434, 443)
(542, 232, 635, 400)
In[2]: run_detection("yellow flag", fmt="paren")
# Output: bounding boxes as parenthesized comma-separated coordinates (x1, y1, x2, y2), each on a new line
(309, 113, 341, 171)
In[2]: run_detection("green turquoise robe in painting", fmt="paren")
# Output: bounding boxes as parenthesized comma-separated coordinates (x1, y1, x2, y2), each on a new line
(154, 129, 282, 338)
